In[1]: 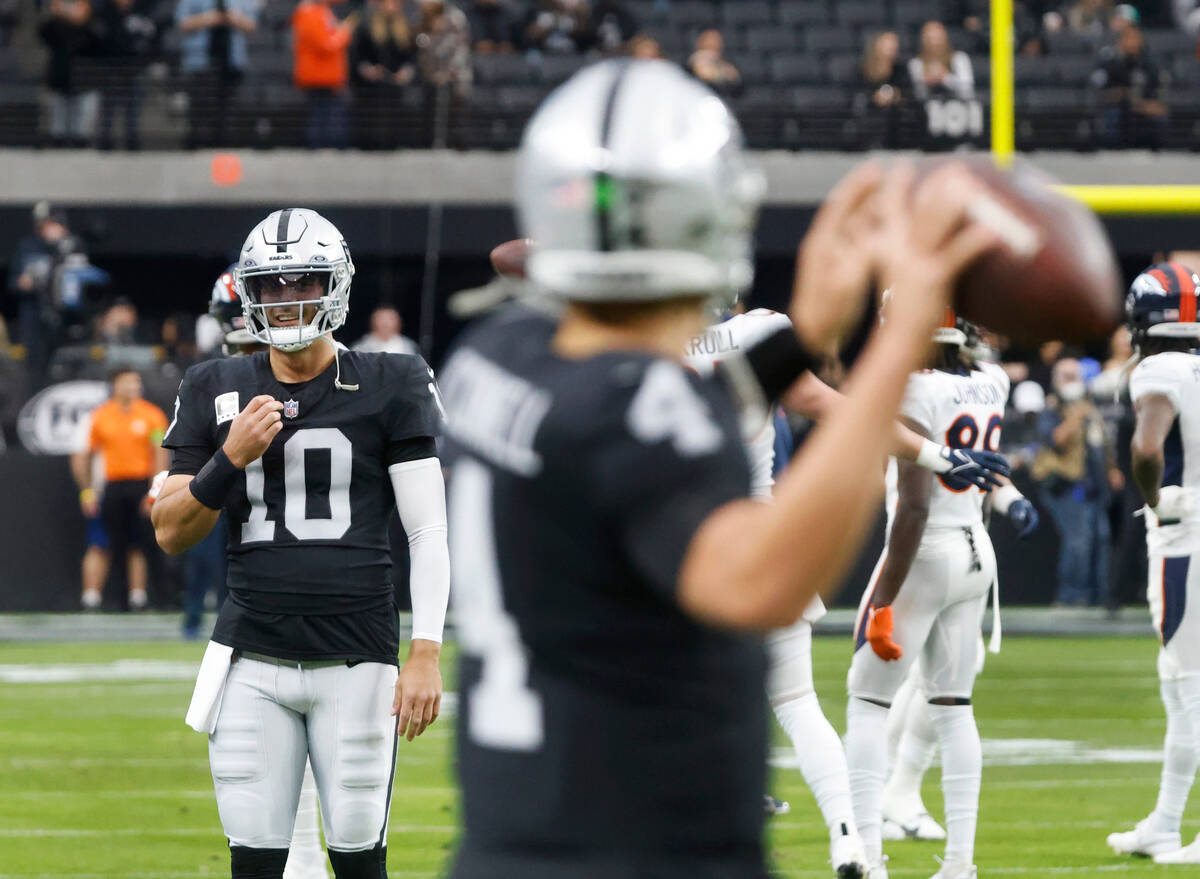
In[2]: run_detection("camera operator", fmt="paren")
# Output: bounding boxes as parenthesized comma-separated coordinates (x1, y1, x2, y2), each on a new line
(6, 202, 107, 384)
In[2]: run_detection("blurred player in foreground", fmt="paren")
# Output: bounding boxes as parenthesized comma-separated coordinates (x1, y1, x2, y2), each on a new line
(152, 209, 449, 879)
(1108, 262, 1200, 864)
(844, 308, 1037, 879)
(441, 58, 1008, 879)
(685, 307, 1009, 876)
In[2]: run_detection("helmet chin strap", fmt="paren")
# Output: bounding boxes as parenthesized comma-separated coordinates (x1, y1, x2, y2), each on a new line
(322, 334, 358, 391)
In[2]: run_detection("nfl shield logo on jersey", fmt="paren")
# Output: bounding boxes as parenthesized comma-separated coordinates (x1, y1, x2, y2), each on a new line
(284, 399, 299, 419)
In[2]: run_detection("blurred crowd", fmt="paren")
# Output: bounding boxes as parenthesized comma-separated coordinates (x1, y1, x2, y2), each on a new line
(1, 0, 1195, 149)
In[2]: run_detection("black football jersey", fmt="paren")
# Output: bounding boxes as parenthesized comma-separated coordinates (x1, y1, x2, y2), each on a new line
(442, 305, 768, 877)
(163, 349, 442, 662)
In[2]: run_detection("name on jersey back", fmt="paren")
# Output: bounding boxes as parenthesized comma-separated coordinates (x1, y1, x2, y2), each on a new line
(440, 348, 552, 477)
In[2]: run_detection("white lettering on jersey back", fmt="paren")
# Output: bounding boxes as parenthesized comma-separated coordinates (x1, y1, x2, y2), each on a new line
(684, 309, 792, 498)
(1130, 351, 1200, 554)
(440, 348, 552, 477)
(887, 361, 1011, 533)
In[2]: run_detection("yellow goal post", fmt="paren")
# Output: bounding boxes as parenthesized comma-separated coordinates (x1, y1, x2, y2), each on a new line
(989, 0, 1200, 213)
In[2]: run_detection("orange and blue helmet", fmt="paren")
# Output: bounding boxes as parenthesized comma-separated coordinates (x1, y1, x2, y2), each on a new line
(1126, 261, 1200, 350)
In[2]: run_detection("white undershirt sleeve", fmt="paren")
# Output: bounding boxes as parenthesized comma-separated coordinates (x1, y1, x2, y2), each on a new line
(388, 457, 450, 644)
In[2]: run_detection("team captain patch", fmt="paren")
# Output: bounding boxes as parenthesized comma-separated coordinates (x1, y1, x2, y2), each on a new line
(214, 391, 239, 425)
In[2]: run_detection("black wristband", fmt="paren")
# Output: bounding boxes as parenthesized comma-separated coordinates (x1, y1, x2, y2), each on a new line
(188, 448, 240, 511)
(743, 327, 822, 401)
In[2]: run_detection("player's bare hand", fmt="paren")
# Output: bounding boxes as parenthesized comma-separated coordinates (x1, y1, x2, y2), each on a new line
(221, 395, 284, 469)
(874, 162, 1004, 338)
(393, 640, 442, 742)
(790, 161, 884, 354)
(80, 496, 99, 518)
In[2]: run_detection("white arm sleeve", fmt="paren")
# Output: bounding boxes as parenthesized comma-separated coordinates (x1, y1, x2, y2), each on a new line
(389, 457, 450, 644)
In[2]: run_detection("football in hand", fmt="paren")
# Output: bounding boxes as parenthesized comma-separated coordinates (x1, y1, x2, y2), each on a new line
(928, 159, 1123, 344)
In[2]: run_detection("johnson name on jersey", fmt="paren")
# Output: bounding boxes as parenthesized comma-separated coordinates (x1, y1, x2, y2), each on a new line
(162, 349, 442, 661)
(440, 304, 768, 868)
(1130, 351, 1200, 553)
(887, 361, 1011, 531)
(685, 309, 792, 497)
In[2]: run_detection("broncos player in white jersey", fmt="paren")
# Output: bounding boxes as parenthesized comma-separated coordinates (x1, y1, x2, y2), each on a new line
(685, 306, 1010, 878)
(1107, 262, 1200, 864)
(843, 308, 1034, 879)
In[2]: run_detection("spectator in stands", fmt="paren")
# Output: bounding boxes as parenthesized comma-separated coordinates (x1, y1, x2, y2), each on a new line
(175, 0, 257, 148)
(93, 0, 158, 151)
(687, 29, 741, 98)
(628, 33, 661, 58)
(1066, 0, 1113, 37)
(350, 0, 416, 149)
(857, 30, 904, 147)
(38, 0, 98, 148)
(293, 0, 358, 149)
(353, 305, 420, 354)
(415, 0, 472, 148)
(6, 203, 73, 382)
(519, 0, 591, 54)
(907, 20, 975, 100)
(95, 297, 140, 345)
(587, 0, 637, 54)
(1031, 356, 1120, 606)
(1092, 22, 1168, 147)
(861, 30, 904, 108)
(469, 0, 515, 53)
(71, 367, 167, 610)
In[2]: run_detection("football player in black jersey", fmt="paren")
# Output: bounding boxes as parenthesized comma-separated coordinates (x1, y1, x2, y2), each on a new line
(151, 208, 449, 879)
(442, 60, 1007, 879)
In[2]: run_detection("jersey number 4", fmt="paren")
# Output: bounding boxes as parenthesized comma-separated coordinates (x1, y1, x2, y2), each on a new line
(450, 458, 544, 752)
(240, 428, 353, 543)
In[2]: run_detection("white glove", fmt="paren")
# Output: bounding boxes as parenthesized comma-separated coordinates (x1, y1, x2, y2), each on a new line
(1151, 486, 1193, 525)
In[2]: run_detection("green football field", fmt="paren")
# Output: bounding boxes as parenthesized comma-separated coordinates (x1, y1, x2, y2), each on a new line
(0, 634, 1185, 877)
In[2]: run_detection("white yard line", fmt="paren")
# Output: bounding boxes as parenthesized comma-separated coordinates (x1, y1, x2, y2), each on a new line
(0, 825, 456, 837)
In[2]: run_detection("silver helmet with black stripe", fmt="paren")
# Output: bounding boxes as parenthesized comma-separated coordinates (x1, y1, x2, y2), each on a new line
(234, 208, 354, 352)
(517, 59, 764, 307)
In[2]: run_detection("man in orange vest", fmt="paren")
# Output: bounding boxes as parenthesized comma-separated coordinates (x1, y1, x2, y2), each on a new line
(292, 0, 357, 148)
(72, 367, 168, 609)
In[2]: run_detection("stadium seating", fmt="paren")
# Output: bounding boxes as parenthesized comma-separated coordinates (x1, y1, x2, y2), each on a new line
(5, 0, 1200, 150)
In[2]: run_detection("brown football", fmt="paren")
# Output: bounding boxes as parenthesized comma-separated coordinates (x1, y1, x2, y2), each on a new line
(925, 159, 1123, 344)
(490, 238, 533, 280)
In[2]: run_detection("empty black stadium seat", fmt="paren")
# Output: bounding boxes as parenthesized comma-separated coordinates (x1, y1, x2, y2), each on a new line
(801, 25, 858, 54)
(539, 55, 586, 84)
(789, 85, 852, 108)
(737, 84, 790, 107)
(1055, 56, 1096, 86)
(474, 53, 536, 85)
(770, 55, 826, 84)
(827, 53, 862, 86)
(668, 1, 719, 29)
(1174, 56, 1200, 85)
(835, 0, 888, 29)
(745, 25, 799, 53)
(1142, 29, 1196, 57)
(722, 1, 774, 28)
(731, 54, 768, 83)
(971, 56, 991, 87)
(892, 0, 946, 28)
(778, 0, 831, 27)
(1018, 86, 1090, 110)
(497, 86, 545, 111)
(1014, 55, 1059, 85)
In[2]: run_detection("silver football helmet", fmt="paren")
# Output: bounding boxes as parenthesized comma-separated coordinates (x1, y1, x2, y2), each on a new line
(517, 59, 764, 305)
(234, 208, 354, 352)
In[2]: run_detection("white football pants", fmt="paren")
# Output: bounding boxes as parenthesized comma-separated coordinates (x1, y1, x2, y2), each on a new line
(209, 656, 399, 852)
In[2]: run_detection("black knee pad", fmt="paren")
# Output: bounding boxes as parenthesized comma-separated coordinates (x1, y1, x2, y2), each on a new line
(229, 845, 289, 879)
(329, 845, 387, 879)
